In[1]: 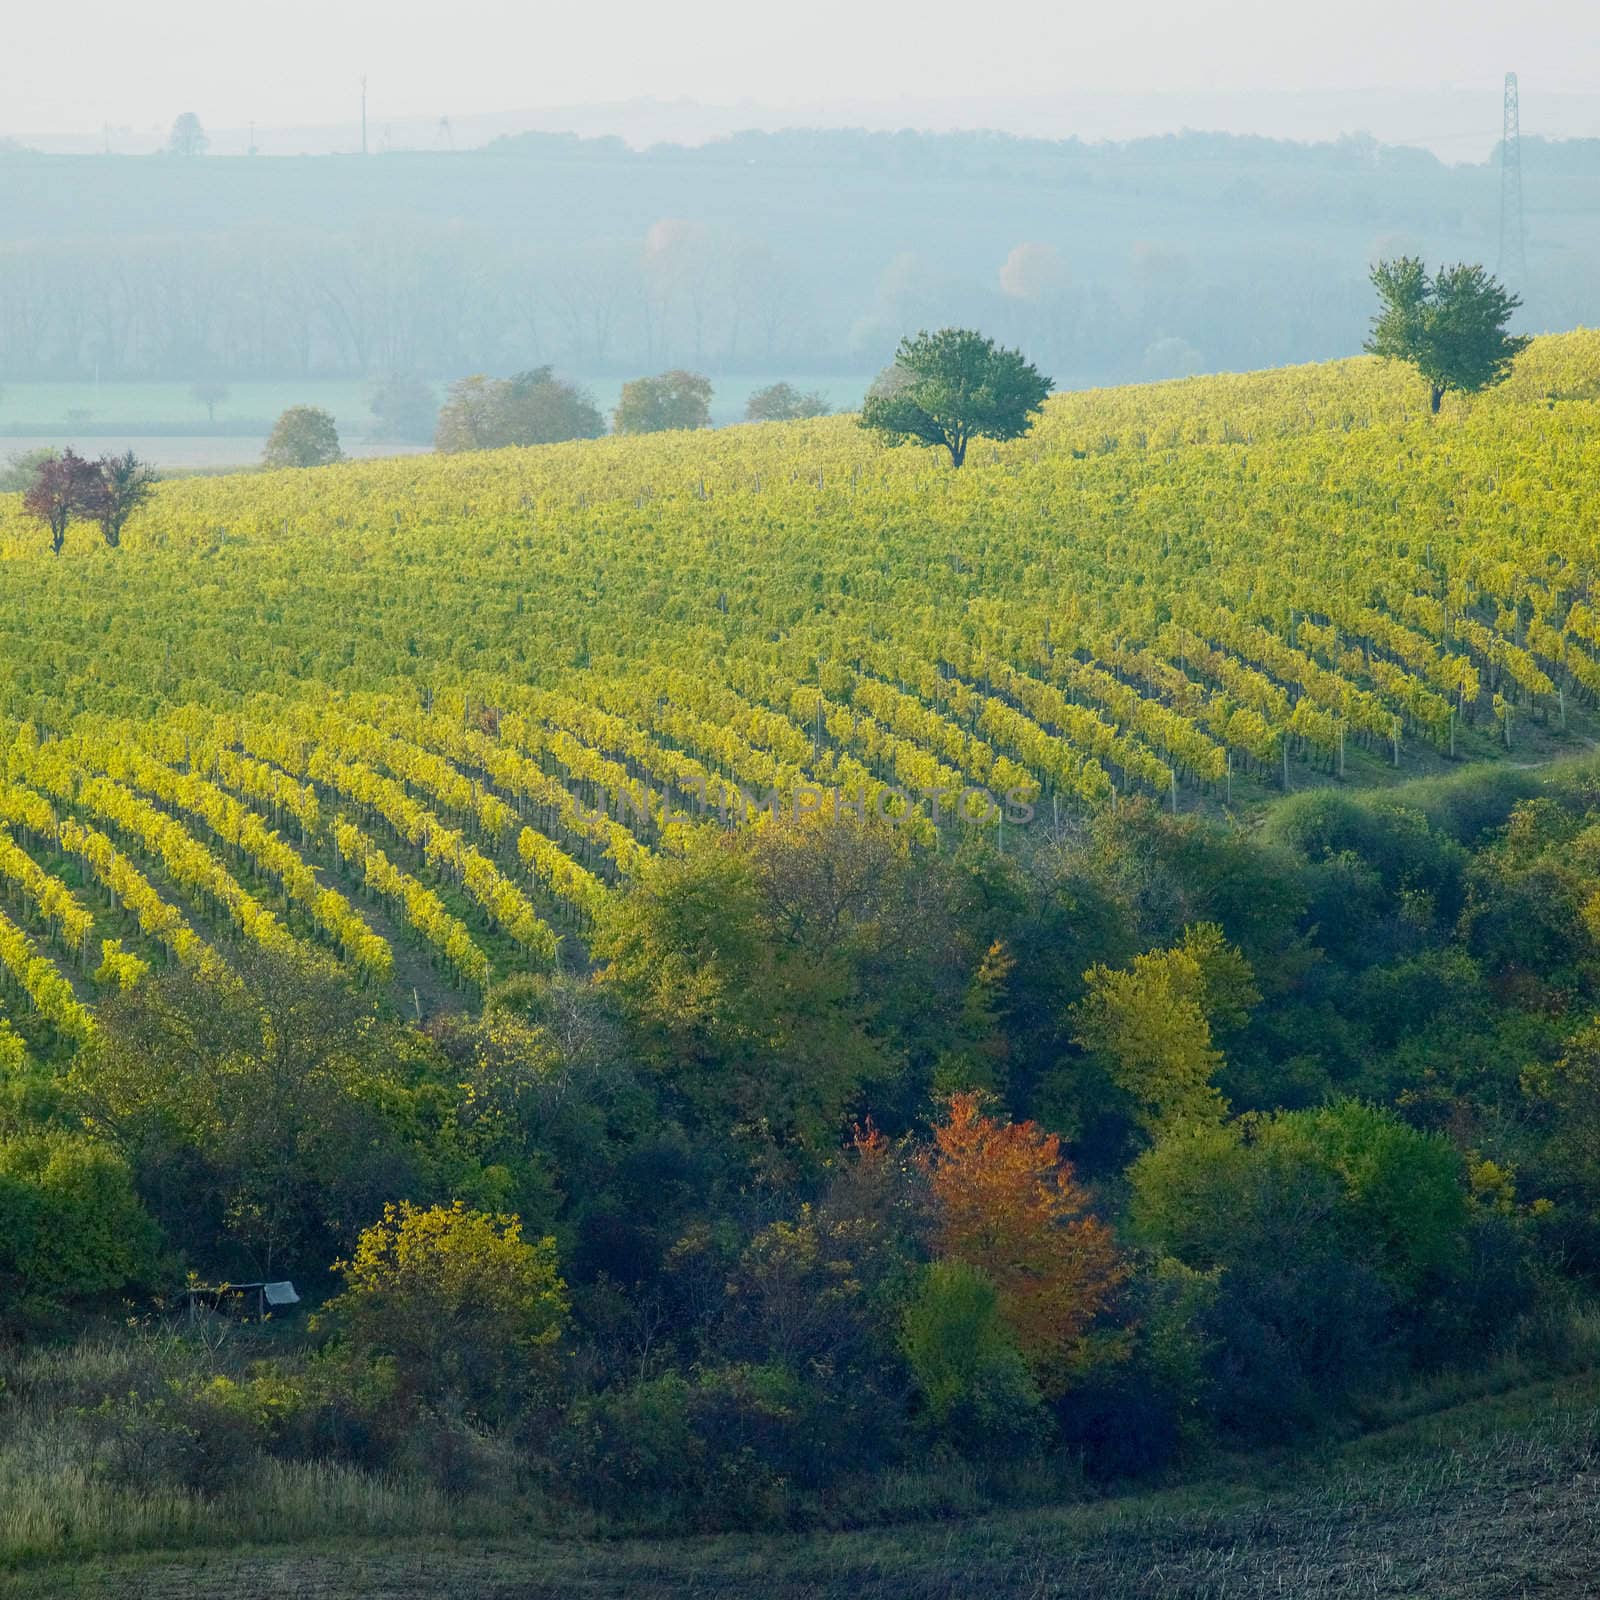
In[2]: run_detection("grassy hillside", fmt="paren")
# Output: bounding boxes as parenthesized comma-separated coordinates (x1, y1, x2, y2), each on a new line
(1, 333, 1600, 1037)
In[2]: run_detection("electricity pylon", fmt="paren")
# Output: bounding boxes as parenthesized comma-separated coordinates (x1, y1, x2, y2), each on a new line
(1499, 72, 1527, 285)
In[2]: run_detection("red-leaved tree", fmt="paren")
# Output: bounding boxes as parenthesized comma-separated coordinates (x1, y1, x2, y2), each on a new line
(925, 1092, 1127, 1394)
(22, 449, 101, 555)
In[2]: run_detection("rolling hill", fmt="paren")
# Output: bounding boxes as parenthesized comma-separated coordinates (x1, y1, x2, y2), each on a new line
(3, 332, 1600, 1047)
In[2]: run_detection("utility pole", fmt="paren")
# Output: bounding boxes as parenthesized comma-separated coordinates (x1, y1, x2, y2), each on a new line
(1498, 72, 1527, 286)
(361, 75, 368, 156)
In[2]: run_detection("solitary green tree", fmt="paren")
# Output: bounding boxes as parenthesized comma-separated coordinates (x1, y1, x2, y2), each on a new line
(1365, 258, 1530, 414)
(745, 382, 829, 423)
(167, 112, 208, 158)
(264, 405, 343, 469)
(499, 367, 606, 445)
(613, 369, 713, 434)
(431, 376, 502, 453)
(434, 370, 604, 452)
(860, 329, 1052, 467)
(190, 380, 230, 423)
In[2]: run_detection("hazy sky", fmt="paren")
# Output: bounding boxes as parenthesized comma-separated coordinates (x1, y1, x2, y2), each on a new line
(6, 0, 1596, 136)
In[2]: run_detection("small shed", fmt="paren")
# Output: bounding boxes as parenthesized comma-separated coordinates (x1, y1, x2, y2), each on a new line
(185, 1280, 301, 1323)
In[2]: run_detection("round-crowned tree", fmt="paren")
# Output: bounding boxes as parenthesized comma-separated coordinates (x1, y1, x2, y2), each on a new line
(263, 406, 343, 469)
(859, 329, 1052, 467)
(744, 382, 830, 423)
(1365, 258, 1531, 415)
(613, 370, 713, 435)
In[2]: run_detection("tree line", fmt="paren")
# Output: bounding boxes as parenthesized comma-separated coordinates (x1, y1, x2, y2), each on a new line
(5, 121, 1587, 393)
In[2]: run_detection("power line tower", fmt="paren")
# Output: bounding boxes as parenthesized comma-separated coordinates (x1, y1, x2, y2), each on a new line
(434, 115, 454, 151)
(1498, 72, 1527, 285)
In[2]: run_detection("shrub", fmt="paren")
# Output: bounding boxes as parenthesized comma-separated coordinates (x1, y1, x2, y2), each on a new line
(322, 1201, 567, 1418)
(899, 1261, 1046, 1458)
(83, 1381, 264, 1493)
(555, 1363, 808, 1529)
(1263, 792, 1464, 927)
(1130, 1104, 1468, 1295)
(1052, 1366, 1181, 1480)
(1272, 1100, 1469, 1290)
(1127, 1104, 1471, 1438)
(1133, 1127, 1393, 1438)
(1048, 1255, 1215, 1479)
(1199, 1246, 1392, 1440)
(0, 1132, 162, 1325)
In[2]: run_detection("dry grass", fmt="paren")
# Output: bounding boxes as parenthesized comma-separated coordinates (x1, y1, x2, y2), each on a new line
(6, 1371, 1596, 1599)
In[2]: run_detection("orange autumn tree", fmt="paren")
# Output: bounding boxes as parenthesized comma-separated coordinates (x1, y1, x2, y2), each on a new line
(924, 1092, 1127, 1394)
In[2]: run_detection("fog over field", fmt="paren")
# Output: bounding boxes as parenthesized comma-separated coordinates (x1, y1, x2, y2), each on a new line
(4, 124, 1600, 463)
(3, 0, 1597, 463)
(7, 0, 1599, 140)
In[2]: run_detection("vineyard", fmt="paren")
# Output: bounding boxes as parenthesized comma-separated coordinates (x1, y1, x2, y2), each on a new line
(2, 329, 1600, 1045)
